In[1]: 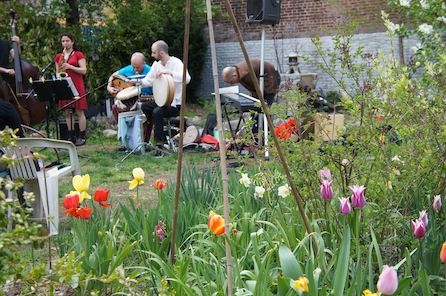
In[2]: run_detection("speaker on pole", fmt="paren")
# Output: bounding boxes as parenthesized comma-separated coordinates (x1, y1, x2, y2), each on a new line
(246, 0, 281, 25)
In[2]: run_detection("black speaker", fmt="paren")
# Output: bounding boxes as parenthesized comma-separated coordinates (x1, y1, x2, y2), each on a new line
(246, 0, 281, 25)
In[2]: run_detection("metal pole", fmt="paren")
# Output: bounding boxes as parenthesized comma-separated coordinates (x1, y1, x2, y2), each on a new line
(259, 25, 269, 160)
(206, 1, 234, 294)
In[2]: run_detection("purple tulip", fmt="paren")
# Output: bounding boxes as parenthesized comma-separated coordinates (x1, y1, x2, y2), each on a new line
(339, 197, 352, 215)
(377, 265, 398, 295)
(319, 167, 332, 182)
(320, 180, 334, 200)
(411, 218, 426, 238)
(418, 210, 428, 227)
(349, 185, 366, 209)
(433, 195, 442, 213)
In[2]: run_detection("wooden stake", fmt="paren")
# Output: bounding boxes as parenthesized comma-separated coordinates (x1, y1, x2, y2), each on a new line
(206, 0, 234, 294)
(222, 0, 314, 239)
(169, 0, 191, 264)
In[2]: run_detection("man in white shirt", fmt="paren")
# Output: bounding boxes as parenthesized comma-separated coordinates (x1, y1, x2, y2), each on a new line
(140, 40, 191, 154)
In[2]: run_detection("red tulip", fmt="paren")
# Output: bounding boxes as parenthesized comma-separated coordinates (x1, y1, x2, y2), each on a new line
(153, 179, 167, 191)
(440, 242, 446, 264)
(208, 211, 225, 236)
(77, 207, 93, 220)
(63, 193, 80, 216)
(94, 188, 111, 208)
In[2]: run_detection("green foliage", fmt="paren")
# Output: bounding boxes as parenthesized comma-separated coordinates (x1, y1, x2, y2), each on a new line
(0, 0, 208, 104)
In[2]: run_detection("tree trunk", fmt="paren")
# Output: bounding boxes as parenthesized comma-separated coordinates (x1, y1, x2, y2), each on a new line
(66, 0, 80, 25)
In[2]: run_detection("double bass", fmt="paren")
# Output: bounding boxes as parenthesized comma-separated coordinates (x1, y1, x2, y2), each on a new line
(2, 9, 46, 126)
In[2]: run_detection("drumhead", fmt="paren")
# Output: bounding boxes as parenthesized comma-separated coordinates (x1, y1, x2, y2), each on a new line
(116, 86, 140, 101)
(183, 125, 199, 145)
(153, 74, 174, 107)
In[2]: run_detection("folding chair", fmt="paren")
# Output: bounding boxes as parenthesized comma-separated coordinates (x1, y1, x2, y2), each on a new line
(3, 138, 80, 235)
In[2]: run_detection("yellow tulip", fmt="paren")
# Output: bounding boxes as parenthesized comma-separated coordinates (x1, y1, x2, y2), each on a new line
(72, 174, 91, 203)
(290, 276, 309, 295)
(129, 168, 145, 190)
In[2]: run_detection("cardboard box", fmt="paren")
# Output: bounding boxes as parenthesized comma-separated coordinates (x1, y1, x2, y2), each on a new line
(313, 113, 344, 141)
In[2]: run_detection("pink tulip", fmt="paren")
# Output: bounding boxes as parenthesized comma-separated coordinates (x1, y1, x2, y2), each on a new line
(339, 197, 352, 215)
(433, 195, 442, 213)
(411, 218, 426, 238)
(377, 265, 398, 295)
(350, 185, 366, 209)
(320, 180, 333, 200)
(418, 210, 428, 227)
(319, 167, 332, 182)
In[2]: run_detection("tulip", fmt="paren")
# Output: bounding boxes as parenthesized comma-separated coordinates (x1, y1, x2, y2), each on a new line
(433, 195, 442, 213)
(72, 174, 91, 202)
(129, 168, 145, 190)
(320, 180, 333, 200)
(377, 265, 398, 295)
(274, 118, 297, 140)
(208, 210, 225, 236)
(153, 179, 167, 191)
(350, 185, 366, 209)
(411, 218, 426, 238)
(76, 207, 93, 220)
(239, 173, 251, 188)
(155, 220, 166, 241)
(339, 197, 352, 215)
(94, 188, 111, 208)
(290, 276, 309, 295)
(255, 186, 265, 198)
(418, 210, 428, 227)
(362, 289, 378, 296)
(63, 193, 80, 216)
(440, 241, 446, 263)
(319, 167, 332, 182)
(278, 184, 290, 198)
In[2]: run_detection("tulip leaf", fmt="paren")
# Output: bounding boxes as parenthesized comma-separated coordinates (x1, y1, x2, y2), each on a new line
(333, 225, 351, 296)
(279, 245, 303, 280)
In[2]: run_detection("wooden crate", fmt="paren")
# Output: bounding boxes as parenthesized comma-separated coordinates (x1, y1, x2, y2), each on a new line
(313, 113, 344, 141)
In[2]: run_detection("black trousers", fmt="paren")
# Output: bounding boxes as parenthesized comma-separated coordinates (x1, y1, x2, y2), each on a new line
(140, 101, 180, 144)
(0, 100, 24, 137)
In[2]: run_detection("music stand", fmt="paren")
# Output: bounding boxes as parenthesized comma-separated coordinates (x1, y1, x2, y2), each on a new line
(32, 78, 77, 138)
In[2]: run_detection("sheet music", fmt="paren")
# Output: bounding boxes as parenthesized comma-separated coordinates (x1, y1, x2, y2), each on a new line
(60, 77, 79, 97)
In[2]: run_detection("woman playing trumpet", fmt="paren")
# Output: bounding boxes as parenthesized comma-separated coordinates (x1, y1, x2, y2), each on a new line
(54, 32, 88, 146)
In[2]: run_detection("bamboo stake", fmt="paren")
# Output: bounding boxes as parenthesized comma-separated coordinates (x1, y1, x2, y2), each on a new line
(206, 0, 234, 294)
(222, 0, 314, 238)
(169, 0, 191, 264)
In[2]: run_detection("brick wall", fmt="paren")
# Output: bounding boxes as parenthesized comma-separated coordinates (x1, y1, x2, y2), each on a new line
(212, 0, 394, 42)
(196, 33, 418, 97)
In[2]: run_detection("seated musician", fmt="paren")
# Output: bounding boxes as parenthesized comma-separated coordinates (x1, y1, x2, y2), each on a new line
(106, 52, 153, 122)
(139, 40, 191, 157)
(221, 59, 279, 107)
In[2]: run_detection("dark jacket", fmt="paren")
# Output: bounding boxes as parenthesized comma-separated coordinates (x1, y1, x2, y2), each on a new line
(233, 59, 279, 97)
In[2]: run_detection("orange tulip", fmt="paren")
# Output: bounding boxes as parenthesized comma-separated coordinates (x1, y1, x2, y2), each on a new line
(208, 210, 225, 236)
(153, 179, 167, 191)
(440, 242, 446, 263)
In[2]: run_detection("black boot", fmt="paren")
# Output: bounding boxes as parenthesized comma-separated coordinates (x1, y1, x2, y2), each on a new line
(68, 130, 76, 144)
(75, 130, 86, 146)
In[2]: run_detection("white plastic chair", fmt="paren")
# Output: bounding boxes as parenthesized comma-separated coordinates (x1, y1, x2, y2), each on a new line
(4, 138, 80, 235)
